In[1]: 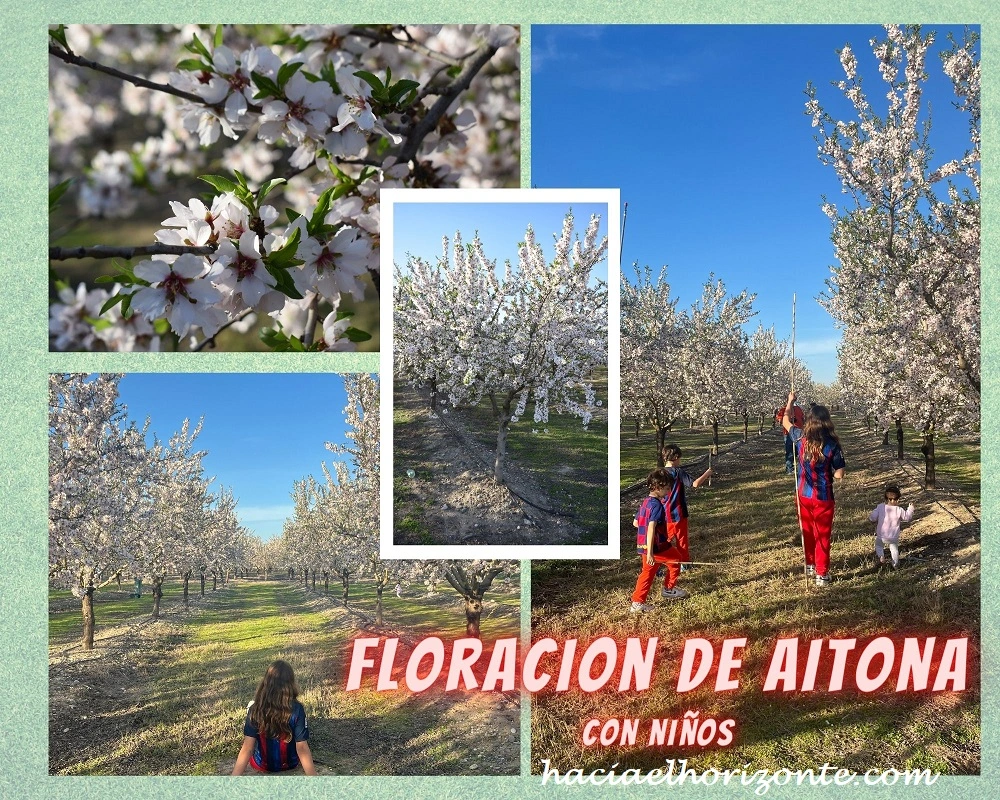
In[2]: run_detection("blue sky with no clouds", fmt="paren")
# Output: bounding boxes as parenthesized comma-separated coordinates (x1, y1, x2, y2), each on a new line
(531, 24, 978, 384)
(115, 373, 358, 540)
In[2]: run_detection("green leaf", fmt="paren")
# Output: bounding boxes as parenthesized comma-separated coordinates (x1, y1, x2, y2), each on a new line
(309, 185, 338, 233)
(49, 25, 70, 51)
(277, 60, 304, 88)
(354, 69, 385, 94)
(153, 318, 171, 335)
(447, 64, 462, 79)
(320, 62, 340, 92)
(129, 151, 150, 190)
(267, 226, 302, 271)
(49, 179, 72, 212)
(257, 178, 286, 205)
(388, 79, 420, 102)
(199, 174, 239, 194)
(252, 71, 281, 100)
(233, 170, 250, 191)
(99, 293, 128, 316)
(186, 34, 213, 62)
(285, 208, 303, 224)
(120, 293, 134, 319)
(343, 327, 373, 343)
(87, 317, 114, 331)
(214, 24, 224, 49)
(176, 58, 211, 72)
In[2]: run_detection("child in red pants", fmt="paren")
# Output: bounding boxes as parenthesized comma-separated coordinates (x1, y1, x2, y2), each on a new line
(631, 469, 678, 613)
(660, 444, 712, 598)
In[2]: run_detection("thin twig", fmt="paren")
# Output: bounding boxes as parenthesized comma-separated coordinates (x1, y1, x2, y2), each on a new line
(191, 308, 255, 352)
(49, 45, 205, 105)
(349, 26, 464, 67)
(302, 295, 319, 347)
(49, 244, 217, 261)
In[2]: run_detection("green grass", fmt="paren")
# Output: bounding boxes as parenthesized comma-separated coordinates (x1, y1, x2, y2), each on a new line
(532, 413, 980, 775)
(49, 576, 200, 644)
(50, 578, 521, 775)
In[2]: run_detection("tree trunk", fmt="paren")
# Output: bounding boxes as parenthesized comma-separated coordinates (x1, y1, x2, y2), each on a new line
(324, 571, 329, 595)
(376, 584, 384, 626)
(712, 420, 720, 455)
(921, 429, 936, 489)
(655, 426, 669, 467)
(896, 419, 904, 460)
(311, 571, 316, 592)
(634, 418, 641, 439)
(758, 413, 764, 436)
(342, 570, 350, 602)
(212, 572, 217, 591)
(882, 429, 889, 446)
(200, 573, 205, 596)
(742, 413, 749, 443)
(183, 572, 190, 609)
(82, 583, 96, 651)
(151, 575, 163, 620)
(464, 596, 483, 638)
(494, 406, 511, 482)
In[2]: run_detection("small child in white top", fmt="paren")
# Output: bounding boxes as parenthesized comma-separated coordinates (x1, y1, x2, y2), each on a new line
(869, 483, 914, 568)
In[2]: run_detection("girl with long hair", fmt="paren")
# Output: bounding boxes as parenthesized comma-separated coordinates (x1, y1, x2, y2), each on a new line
(232, 660, 317, 775)
(782, 390, 846, 586)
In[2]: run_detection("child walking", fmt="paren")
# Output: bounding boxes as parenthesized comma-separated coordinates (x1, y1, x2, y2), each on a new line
(232, 660, 318, 775)
(869, 484, 914, 568)
(630, 469, 675, 612)
(659, 444, 712, 598)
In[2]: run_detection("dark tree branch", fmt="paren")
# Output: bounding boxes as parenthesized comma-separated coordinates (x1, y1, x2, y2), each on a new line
(50, 244, 217, 261)
(396, 42, 499, 164)
(49, 44, 206, 105)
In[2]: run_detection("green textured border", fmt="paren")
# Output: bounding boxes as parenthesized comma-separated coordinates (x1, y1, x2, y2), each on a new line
(1, 3, 992, 799)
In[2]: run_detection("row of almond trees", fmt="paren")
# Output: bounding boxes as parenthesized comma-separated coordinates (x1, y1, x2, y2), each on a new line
(811, 25, 980, 487)
(621, 269, 813, 464)
(268, 374, 519, 637)
(49, 374, 254, 649)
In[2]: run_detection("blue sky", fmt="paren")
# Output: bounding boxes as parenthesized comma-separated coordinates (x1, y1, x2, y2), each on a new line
(532, 24, 977, 384)
(115, 373, 357, 540)
(392, 201, 611, 284)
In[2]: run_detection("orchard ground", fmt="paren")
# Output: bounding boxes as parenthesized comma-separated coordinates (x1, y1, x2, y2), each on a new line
(531, 414, 979, 775)
(49, 578, 520, 775)
(392, 374, 609, 546)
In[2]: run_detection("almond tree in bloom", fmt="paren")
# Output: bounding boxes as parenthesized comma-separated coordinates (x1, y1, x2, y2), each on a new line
(620, 266, 686, 463)
(807, 24, 980, 486)
(49, 374, 153, 649)
(394, 211, 609, 482)
(681, 277, 758, 455)
(48, 24, 520, 352)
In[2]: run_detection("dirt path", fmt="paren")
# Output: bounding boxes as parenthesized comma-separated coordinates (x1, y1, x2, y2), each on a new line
(49, 580, 519, 776)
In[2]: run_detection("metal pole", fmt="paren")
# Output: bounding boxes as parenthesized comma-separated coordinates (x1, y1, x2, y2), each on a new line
(789, 293, 808, 584)
(620, 201, 629, 253)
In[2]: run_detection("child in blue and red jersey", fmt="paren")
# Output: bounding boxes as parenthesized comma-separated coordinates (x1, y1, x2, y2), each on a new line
(659, 444, 713, 598)
(781, 391, 847, 586)
(233, 660, 317, 775)
(630, 469, 675, 613)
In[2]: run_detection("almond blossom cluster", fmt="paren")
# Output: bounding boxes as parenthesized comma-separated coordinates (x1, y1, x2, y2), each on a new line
(49, 24, 520, 351)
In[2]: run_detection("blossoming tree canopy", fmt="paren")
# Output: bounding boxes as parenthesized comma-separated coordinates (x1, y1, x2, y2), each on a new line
(48, 24, 520, 352)
(393, 210, 609, 482)
(807, 24, 979, 486)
